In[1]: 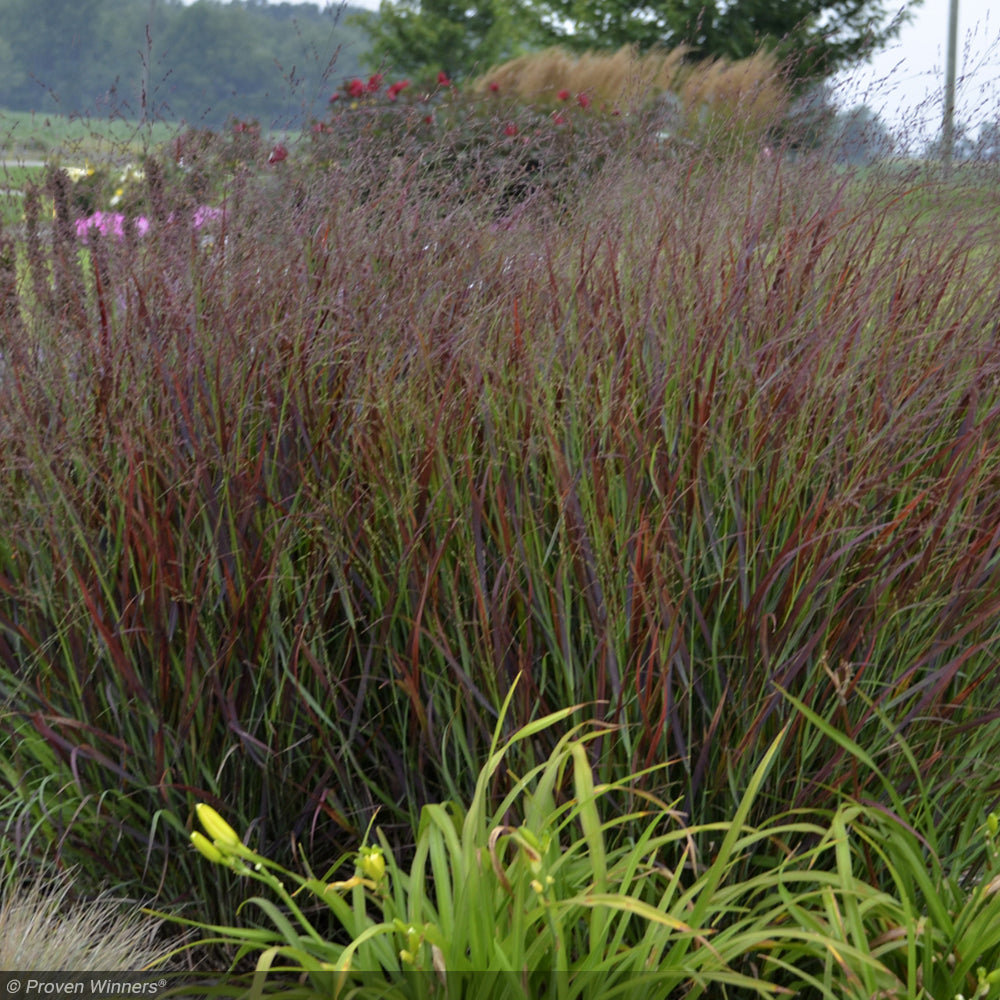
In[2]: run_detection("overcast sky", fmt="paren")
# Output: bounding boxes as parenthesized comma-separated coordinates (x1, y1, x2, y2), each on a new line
(833, 0, 999, 145)
(179, 0, 1000, 143)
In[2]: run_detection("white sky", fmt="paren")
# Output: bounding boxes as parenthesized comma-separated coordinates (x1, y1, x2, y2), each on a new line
(179, 0, 1000, 142)
(834, 0, 1000, 145)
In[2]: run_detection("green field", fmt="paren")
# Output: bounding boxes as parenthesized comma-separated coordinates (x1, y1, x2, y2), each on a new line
(0, 107, 180, 160)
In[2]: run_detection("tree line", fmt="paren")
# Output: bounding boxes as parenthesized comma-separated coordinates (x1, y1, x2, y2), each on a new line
(0, 0, 370, 128)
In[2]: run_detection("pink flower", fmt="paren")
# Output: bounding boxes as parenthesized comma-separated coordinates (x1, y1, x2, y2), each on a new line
(76, 211, 149, 243)
(329, 92, 341, 103)
(503, 122, 518, 137)
(193, 206, 224, 229)
(437, 70, 451, 87)
(488, 81, 500, 92)
(557, 89, 570, 101)
(387, 79, 410, 100)
(268, 143, 288, 164)
(346, 78, 365, 99)
(367, 73, 384, 92)
(551, 112, 567, 125)
(577, 92, 591, 109)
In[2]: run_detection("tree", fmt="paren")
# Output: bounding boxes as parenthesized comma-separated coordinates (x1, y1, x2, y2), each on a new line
(522, 0, 922, 84)
(826, 104, 896, 163)
(974, 120, 1000, 162)
(351, 0, 537, 82)
(0, 0, 367, 125)
(0, 0, 108, 111)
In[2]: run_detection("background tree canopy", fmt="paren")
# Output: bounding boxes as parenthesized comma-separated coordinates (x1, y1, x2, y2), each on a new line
(361, 0, 921, 86)
(0, 0, 369, 127)
(350, 0, 538, 83)
(529, 0, 921, 80)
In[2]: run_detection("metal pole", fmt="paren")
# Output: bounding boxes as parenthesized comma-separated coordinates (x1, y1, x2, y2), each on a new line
(941, 0, 959, 166)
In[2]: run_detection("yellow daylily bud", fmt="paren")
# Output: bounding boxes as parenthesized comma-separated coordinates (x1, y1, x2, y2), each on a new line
(988, 813, 999, 838)
(191, 830, 225, 864)
(195, 803, 242, 847)
(358, 846, 386, 883)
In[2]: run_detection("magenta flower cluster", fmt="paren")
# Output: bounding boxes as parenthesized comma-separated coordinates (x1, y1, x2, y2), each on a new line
(75, 206, 225, 244)
(75, 211, 150, 243)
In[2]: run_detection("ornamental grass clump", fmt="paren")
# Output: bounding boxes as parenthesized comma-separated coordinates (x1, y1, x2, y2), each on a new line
(0, 863, 173, 971)
(1, 65, 1000, 972)
(472, 44, 789, 152)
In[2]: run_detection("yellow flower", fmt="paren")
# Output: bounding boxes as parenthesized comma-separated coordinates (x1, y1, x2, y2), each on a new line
(195, 803, 242, 848)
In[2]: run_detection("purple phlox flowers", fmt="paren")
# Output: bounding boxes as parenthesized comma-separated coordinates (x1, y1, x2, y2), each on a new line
(192, 205, 225, 229)
(75, 211, 151, 244)
(76, 206, 223, 244)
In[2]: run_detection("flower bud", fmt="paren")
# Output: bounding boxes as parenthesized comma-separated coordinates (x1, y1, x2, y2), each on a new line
(191, 831, 225, 864)
(196, 803, 242, 848)
(358, 846, 386, 884)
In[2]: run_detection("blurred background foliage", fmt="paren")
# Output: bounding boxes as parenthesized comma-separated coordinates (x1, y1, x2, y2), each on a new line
(0, 0, 369, 128)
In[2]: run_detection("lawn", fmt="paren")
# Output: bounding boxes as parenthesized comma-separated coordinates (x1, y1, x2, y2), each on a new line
(0, 107, 178, 161)
(1, 54, 1000, 998)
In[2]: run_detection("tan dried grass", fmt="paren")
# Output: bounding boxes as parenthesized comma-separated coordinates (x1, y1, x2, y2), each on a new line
(472, 44, 788, 131)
